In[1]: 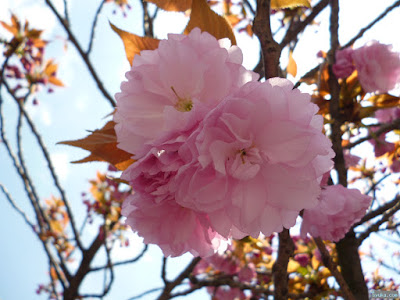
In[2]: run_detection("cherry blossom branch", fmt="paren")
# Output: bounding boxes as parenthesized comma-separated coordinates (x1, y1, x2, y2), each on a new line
(89, 244, 148, 272)
(141, 0, 155, 37)
(44, 0, 116, 108)
(295, 0, 400, 89)
(3, 80, 84, 250)
(344, 118, 400, 149)
(280, 0, 329, 48)
(357, 201, 400, 244)
(273, 229, 294, 300)
(87, 0, 106, 55)
(343, 0, 400, 48)
(354, 196, 400, 227)
(157, 257, 201, 300)
(243, 0, 256, 16)
(252, 0, 281, 79)
(62, 0, 70, 25)
(127, 287, 163, 300)
(161, 257, 169, 285)
(314, 237, 355, 300)
(0, 183, 33, 227)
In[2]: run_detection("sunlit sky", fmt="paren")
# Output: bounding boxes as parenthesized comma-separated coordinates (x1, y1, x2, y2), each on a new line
(0, 0, 399, 299)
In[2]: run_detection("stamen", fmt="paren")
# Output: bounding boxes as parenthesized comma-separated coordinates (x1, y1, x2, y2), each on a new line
(171, 86, 193, 112)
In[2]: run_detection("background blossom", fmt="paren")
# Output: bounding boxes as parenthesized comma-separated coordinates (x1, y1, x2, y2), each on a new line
(301, 185, 372, 242)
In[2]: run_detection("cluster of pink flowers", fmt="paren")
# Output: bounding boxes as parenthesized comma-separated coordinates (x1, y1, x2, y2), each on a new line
(301, 184, 371, 242)
(115, 28, 369, 256)
(333, 41, 400, 93)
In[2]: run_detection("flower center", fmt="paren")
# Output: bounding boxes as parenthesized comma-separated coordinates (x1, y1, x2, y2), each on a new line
(171, 86, 193, 112)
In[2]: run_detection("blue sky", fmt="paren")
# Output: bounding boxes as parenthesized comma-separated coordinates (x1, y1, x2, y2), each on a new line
(0, 0, 400, 299)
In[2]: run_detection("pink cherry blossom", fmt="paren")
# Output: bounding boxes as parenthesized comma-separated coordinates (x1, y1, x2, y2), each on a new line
(176, 78, 335, 238)
(352, 41, 400, 93)
(121, 194, 224, 257)
(301, 185, 372, 242)
(332, 48, 355, 78)
(114, 28, 258, 159)
(375, 107, 400, 124)
(238, 263, 256, 282)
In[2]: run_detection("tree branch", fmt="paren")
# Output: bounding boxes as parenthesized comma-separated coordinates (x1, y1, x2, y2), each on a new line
(280, 0, 329, 48)
(87, 0, 106, 55)
(272, 229, 294, 300)
(157, 257, 201, 300)
(252, 0, 281, 79)
(314, 238, 355, 300)
(44, 0, 116, 107)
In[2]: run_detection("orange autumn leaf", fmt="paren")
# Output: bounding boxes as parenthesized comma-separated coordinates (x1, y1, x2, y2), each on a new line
(59, 121, 135, 171)
(184, 0, 237, 45)
(146, 0, 192, 11)
(271, 0, 311, 9)
(110, 23, 160, 66)
(368, 94, 400, 108)
(44, 60, 64, 87)
(287, 50, 297, 77)
(0, 14, 20, 36)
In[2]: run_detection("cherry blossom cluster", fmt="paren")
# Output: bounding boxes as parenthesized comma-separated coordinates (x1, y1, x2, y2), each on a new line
(115, 28, 370, 257)
(333, 41, 400, 93)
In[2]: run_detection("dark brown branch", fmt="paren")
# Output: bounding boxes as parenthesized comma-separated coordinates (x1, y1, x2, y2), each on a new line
(62, 0, 70, 25)
(273, 229, 294, 300)
(44, 0, 116, 108)
(357, 201, 400, 244)
(243, 0, 256, 16)
(161, 257, 169, 285)
(141, 0, 154, 37)
(314, 238, 355, 300)
(64, 233, 104, 300)
(157, 257, 201, 300)
(280, 0, 329, 48)
(87, 0, 106, 55)
(343, 0, 400, 48)
(345, 118, 400, 149)
(89, 244, 148, 272)
(353, 196, 400, 227)
(252, 0, 281, 79)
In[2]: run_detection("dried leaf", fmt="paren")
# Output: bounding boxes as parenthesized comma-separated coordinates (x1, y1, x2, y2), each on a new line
(287, 259, 300, 273)
(146, 0, 192, 11)
(287, 50, 297, 77)
(271, 0, 311, 9)
(110, 23, 160, 66)
(59, 121, 135, 171)
(184, 0, 236, 45)
(368, 94, 400, 108)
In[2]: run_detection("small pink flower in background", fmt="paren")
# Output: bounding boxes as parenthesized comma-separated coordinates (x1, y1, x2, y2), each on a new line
(333, 48, 355, 78)
(238, 263, 256, 282)
(176, 79, 334, 238)
(368, 126, 395, 158)
(114, 28, 258, 159)
(294, 254, 310, 267)
(344, 149, 361, 168)
(301, 185, 372, 242)
(375, 107, 400, 124)
(352, 41, 400, 93)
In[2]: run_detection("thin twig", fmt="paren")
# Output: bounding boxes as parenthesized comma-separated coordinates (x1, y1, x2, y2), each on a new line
(89, 244, 148, 272)
(161, 257, 169, 284)
(357, 201, 400, 244)
(343, 0, 400, 48)
(314, 238, 355, 300)
(0, 183, 33, 227)
(354, 196, 399, 227)
(345, 118, 400, 149)
(44, 0, 116, 107)
(127, 287, 163, 300)
(87, 0, 106, 55)
(280, 0, 329, 48)
(157, 257, 201, 300)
